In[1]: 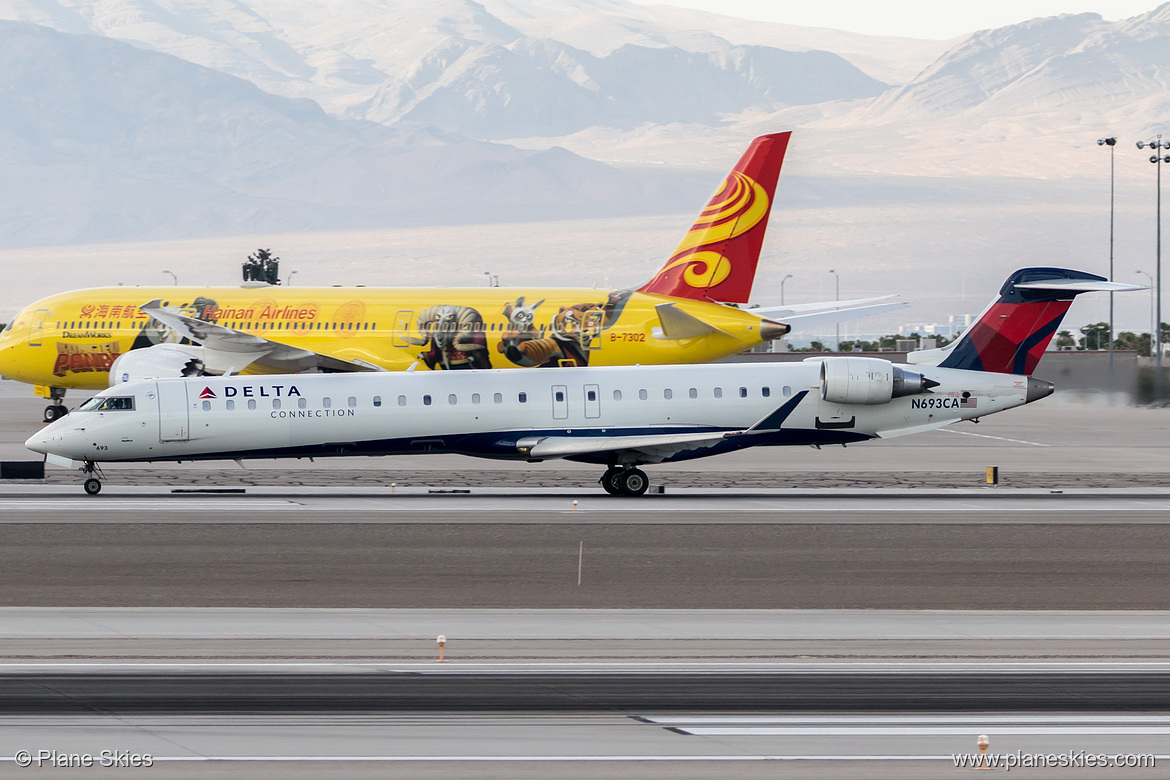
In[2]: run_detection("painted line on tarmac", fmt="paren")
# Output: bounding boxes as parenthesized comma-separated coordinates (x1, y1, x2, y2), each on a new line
(937, 429, 1050, 446)
(680, 726, 1170, 736)
(0, 754, 957, 762)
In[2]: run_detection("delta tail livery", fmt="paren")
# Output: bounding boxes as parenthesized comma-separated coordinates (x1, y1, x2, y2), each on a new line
(28, 269, 1137, 496)
(0, 132, 905, 422)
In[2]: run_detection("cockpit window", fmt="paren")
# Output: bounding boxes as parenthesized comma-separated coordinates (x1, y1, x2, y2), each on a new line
(79, 396, 135, 411)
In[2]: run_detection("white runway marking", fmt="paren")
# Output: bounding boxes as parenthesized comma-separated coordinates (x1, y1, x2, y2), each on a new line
(680, 726, 1170, 736)
(938, 428, 1050, 446)
(0, 754, 954, 762)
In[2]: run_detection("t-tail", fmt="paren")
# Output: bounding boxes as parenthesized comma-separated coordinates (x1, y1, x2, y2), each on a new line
(909, 267, 1141, 376)
(636, 132, 791, 305)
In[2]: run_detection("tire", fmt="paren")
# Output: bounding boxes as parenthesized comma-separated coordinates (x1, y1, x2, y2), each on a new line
(84, 478, 102, 496)
(44, 405, 62, 422)
(600, 468, 622, 495)
(617, 468, 649, 497)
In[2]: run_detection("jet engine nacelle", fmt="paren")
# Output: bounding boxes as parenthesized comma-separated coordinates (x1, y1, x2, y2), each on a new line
(819, 357, 936, 405)
(108, 343, 207, 386)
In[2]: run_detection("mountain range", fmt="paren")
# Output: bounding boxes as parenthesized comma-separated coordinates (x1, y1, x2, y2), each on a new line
(1, 0, 1169, 332)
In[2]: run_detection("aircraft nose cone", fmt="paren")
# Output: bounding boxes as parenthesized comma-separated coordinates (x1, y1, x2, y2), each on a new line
(1026, 376, 1055, 404)
(24, 431, 49, 455)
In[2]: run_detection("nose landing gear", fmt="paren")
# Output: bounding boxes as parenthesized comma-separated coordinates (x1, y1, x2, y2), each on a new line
(599, 466, 650, 497)
(43, 387, 68, 422)
(80, 459, 105, 496)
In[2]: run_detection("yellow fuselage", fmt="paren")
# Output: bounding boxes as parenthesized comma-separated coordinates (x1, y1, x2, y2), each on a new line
(0, 285, 771, 391)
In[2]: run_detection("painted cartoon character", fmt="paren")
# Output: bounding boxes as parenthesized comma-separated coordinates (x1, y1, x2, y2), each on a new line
(498, 297, 559, 367)
(409, 304, 491, 370)
(498, 291, 633, 368)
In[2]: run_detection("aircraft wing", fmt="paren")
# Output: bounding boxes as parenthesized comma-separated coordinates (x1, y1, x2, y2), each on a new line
(771, 301, 908, 331)
(751, 294, 900, 317)
(516, 431, 734, 463)
(139, 300, 380, 374)
(747, 295, 907, 333)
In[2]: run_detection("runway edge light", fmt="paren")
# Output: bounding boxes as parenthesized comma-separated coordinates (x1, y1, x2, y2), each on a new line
(436, 635, 447, 663)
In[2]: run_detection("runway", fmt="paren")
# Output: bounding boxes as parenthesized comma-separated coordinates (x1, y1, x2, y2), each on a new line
(1, 488, 1170, 608)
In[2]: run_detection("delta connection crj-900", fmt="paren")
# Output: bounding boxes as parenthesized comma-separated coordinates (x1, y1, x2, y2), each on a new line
(27, 268, 1138, 497)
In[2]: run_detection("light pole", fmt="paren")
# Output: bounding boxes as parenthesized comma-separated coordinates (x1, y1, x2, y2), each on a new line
(483, 271, 499, 287)
(828, 268, 840, 351)
(287, 270, 298, 287)
(1098, 137, 1116, 370)
(1138, 135, 1170, 390)
(1137, 270, 1155, 357)
(162, 270, 177, 285)
(780, 274, 793, 306)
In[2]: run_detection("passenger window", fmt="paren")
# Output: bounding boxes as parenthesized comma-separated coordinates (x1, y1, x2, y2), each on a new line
(689, 388, 697, 399)
(348, 396, 357, 408)
(714, 387, 723, 399)
(248, 399, 256, 410)
(739, 387, 748, 398)
(783, 386, 792, 397)
(226, 400, 235, 411)
(519, 392, 527, 403)
(373, 396, 382, 407)
(423, 394, 432, 406)
(664, 389, 672, 400)
(613, 390, 622, 401)
(472, 393, 481, 404)
(272, 399, 281, 409)
(494, 393, 503, 404)
(202, 400, 211, 411)
(323, 397, 332, 408)
(638, 389, 647, 400)
(762, 387, 771, 398)
(398, 395, 407, 407)
(449, 394, 457, 405)
(299, 397, 307, 409)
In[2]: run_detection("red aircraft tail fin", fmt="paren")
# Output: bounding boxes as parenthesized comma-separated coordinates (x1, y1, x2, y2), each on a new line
(637, 132, 791, 304)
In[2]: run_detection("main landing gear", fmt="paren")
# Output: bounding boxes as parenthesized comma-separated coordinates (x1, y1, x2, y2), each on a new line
(80, 459, 104, 496)
(600, 466, 650, 497)
(43, 387, 67, 422)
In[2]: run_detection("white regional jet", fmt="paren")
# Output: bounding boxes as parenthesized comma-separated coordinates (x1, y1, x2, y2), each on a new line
(27, 268, 1136, 496)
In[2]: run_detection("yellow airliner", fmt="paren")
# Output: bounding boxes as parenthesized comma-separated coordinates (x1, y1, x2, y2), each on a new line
(0, 132, 901, 422)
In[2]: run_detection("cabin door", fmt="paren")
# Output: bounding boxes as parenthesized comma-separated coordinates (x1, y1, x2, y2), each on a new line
(28, 309, 48, 347)
(156, 381, 190, 442)
(551, 384, 569, 420)
(583, 384, 601, 419)
(391, 311, 414, 348)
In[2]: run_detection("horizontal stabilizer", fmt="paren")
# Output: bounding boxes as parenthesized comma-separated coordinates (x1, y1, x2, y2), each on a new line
(1014, 279, 1145, 293)
(139, 300, 378, 375)
(653, 303, 730, 340)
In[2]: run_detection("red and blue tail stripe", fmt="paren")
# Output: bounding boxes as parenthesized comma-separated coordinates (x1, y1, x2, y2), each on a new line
(939, 268, 1108, 376)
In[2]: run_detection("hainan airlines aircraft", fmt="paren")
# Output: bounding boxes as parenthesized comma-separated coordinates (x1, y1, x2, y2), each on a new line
(0, 131, 903, 423)
(27, 268, 1136, 496)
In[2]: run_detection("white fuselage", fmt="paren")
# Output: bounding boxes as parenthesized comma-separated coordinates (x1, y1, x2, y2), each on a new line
(26, 360, 1039, 467)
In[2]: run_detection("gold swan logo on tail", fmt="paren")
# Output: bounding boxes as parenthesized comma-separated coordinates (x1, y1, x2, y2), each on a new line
(648, 171, 769, 291)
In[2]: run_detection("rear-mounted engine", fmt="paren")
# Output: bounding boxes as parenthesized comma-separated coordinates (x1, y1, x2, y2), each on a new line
(819, 357, 938, 405)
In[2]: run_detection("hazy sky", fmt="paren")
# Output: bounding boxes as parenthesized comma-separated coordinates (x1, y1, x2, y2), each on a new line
(631, 0, 1162, 39)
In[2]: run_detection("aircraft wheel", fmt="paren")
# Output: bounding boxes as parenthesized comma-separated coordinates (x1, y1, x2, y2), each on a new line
(44, 405, 65, 422)
(600, 467, 622, 495)
(83, 478, 102, 496)
(617, 468, 649, 497)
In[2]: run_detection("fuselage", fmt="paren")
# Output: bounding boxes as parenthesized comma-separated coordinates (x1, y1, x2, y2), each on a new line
(27, 361, 1038, 467)
(0, 285, 775, 390)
